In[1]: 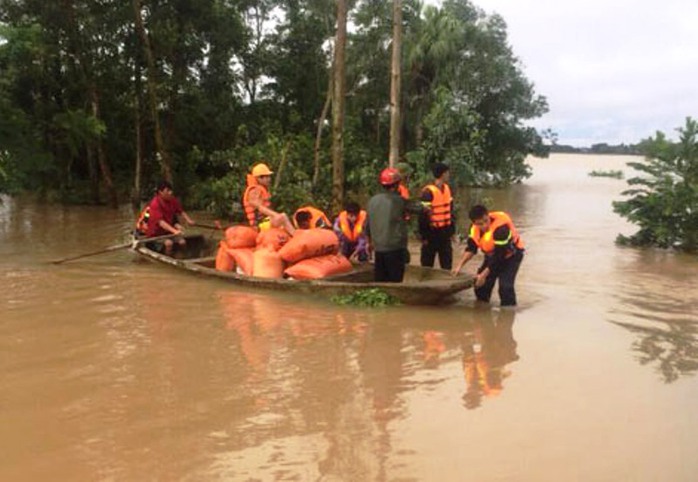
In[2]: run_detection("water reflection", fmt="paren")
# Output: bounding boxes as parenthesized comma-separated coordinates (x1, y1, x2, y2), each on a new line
(612, 321, 698, 383)
(211, 292, 525, 477)
(462, 309, 519, 409)
(610, 250, 698, 383)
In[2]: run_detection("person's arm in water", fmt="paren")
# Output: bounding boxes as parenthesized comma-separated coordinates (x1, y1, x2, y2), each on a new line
(473, 225, 512, 286)
(451, 234, 478, 276)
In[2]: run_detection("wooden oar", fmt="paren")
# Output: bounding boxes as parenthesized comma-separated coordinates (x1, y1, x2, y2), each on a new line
(50, 233, 179, 265)
(195, 221, 224, 231)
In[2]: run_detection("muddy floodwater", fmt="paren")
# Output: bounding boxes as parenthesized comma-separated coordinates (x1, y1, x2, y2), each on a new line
(1, 154, 697, 481)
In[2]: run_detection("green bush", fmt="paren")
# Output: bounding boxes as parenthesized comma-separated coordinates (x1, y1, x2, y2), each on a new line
(589, 169, 623, 179)
(613, 118, 698, 251)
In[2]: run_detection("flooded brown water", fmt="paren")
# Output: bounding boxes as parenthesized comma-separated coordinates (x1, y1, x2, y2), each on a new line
(1, 154, 697, 481)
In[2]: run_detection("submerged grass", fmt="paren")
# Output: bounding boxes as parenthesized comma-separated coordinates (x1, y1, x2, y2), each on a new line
(331, 288, 400, 307)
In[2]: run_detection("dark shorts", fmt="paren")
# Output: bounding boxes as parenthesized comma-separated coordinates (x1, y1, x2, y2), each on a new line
(374, 249, 408, 283)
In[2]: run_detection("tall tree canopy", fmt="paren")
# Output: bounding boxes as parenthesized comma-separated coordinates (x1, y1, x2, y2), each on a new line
(0, 0, 548, 213)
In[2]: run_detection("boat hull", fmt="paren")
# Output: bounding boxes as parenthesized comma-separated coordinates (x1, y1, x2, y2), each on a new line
(134, 235, 474, 305)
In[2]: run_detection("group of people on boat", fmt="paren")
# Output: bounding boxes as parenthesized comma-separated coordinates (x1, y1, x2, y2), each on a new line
(136, 160, 525, 307)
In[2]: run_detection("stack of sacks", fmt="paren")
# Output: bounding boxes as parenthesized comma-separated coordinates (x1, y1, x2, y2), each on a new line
(215, 226, 289, 278)
(215, 226, 352, 280)
(280, 229, 352, 280)
(214, 226, 257, 272)
(251, 228, 289, 278)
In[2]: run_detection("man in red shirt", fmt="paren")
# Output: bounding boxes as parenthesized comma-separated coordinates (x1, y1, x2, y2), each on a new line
(144, 181, 195, 254)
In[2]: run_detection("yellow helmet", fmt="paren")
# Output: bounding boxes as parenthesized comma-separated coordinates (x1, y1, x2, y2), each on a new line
(251, 163, 273, 177)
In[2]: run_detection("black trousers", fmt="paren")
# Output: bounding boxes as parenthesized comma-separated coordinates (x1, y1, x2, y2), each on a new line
(420, 229, 453, 270)
(475, 250, 524, 306)
(374, 249, 407, 282)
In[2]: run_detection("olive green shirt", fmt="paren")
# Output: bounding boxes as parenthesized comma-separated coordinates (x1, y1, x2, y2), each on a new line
(366, 191, 422, 252)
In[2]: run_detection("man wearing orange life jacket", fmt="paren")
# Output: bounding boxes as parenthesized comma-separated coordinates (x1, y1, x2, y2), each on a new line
(242, 163, 295, 235)
(333, 201, 369, 262)
(452, 205, 525, 307)
(293, 205, 331, 230)
(419, 163, 455, 270)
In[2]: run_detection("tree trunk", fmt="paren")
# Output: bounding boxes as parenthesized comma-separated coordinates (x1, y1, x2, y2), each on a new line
(90, 87, 118, 208)
(313, 74, 333, 188)
(86, 145, 100, 204)
(389, 0, 403, 168)
(274, 140, 293, 191)
(133, 0, 173, 183)
(132, 38, 143, 209)
(331, 0, 348, 214)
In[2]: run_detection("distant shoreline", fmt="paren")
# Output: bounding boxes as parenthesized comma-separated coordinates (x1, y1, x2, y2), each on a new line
(548, 144, 641, 156)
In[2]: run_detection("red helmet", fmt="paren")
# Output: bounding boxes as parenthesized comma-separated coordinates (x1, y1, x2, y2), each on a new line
(379, 167, 402, 186)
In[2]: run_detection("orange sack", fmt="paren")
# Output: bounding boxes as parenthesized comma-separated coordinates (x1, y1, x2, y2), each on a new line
(252, 246, 284, 279)
(228, 247, 255, 275)
(284, 254, 352, 280)
(215, 241, 236, 272)
(225, 225, 258, 249)
(256, 227, 291, 251)
(278, 228, 339, 263)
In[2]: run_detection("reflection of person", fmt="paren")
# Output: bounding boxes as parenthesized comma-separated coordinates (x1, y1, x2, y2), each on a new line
(242, 162, 295, 234)
(140, 181, 195, 255)
(422, 330, 446, 368)
(419, 163, 454, 270)
(293, 205, 331, 230)
(462, 309, 518, 409)
(452, 205, 525, 307)
(367, 168, 424, 282)
(334, 201, 369, 262)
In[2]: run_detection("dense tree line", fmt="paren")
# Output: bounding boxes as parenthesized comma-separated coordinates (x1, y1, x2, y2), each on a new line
(0, 0, 548, 217)
(549, 143, 641, 155)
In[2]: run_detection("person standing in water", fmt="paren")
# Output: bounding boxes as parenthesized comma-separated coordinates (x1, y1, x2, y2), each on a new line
(452, 205, 525, 307)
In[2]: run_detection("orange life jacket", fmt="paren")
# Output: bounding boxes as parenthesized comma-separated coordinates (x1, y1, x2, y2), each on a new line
(423, 183, 453, 228)
(398, 183, 410, 200)
(243, 174, 272, 227)
(468, 211, 524, 256)
(293, 206, 331, 229)
(135, 206, 150, 235)
(338, 210, 367, 242)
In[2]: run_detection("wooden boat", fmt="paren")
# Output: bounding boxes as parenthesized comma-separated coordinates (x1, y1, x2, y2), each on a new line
(134, 234, 474, 305)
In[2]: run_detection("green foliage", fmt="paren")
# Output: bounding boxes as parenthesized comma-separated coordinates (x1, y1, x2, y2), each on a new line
(588, 170, 624, 179)
(613, 118, 698, 251)
(331, 288, 400, 307)
(0, 0, 547, 205)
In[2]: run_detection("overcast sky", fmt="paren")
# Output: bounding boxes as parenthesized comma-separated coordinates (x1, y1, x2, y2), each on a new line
(427, 0, 698, 146)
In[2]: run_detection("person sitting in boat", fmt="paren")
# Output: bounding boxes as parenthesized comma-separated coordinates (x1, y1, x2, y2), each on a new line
(242, 162, 295, 235)
(333, 201, 369, 262)
(293, 205, 331, 230)
(140, 180, 195, 255)
(451, 205, 525, 307)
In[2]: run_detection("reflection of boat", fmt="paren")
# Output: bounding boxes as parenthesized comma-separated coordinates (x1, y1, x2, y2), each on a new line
(134, 235, 474, 305)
